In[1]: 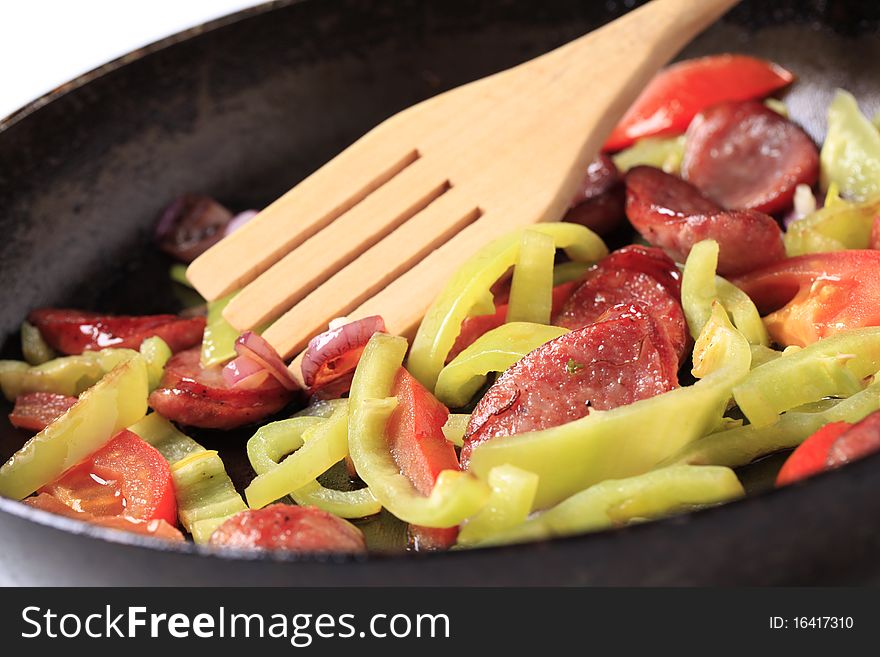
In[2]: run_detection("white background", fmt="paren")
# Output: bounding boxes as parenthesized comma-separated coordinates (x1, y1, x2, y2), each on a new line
(0, 0, 264, 120)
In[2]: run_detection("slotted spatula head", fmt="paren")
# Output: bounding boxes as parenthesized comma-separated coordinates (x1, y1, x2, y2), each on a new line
(186, 0, 740, 368)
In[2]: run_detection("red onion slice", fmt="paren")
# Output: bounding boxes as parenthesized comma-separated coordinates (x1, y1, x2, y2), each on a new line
(222, 354, 271, 390)
(235, 331, 300, 391)
(301, 316, 386, 388)
(224, 210, 259, 236)
(155, 195, 234, 263)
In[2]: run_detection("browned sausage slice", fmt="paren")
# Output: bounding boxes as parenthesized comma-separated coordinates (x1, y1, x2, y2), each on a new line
(562, 154, 626, 236)
(682, 100, 819, 214)
(461, 303, 679, 467)
(553, 246, 688, 362)
(148, 348, 295, 430)
(625, 166, 785, 276)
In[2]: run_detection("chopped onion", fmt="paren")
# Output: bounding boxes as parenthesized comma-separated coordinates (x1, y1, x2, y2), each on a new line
(301, 316, 386, 388)
(235, 331, 300, 391)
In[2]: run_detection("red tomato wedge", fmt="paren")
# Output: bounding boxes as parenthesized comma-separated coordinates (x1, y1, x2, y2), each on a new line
(28, 308, 205, 355)
(732, 251, 880, 347)
(603, 54, 794, 152)
(776, 422, 851, 487)
(35, 429, 177, 525)
(777, 412, 880, 486)
(209, 504, 366, 553)
(25, 493, 183, 541)
(8, 392, 77, 432)
(387, 368, 461, 550)
(448, 281, 577, 362)
(408, 525, 460, 552)
(388, 368, 458, 496)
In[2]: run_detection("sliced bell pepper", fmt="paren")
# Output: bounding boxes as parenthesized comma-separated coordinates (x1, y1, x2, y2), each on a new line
(506, 229, 556, 324)
(456, 464, 539, 547)
(820, 89, 880, 201)
(784, 197, 880, 256)
(408, 223, 607, 390)
(21, 321, 55, 365)
(733, 327, 880, 427)
(468, 303, 751, 509)
(129, 413, 247, 544)
(245, 410, 381, 519)
(245, 404, 350, 510)
(603, 54, 794, 152)
(0, 355, 148, 500)
(349, 333, 489, 528)
(664, 377, 880, 469)
(0, 348, 135, 400)
(442, 413, 471, 448)
(680, 239, 768, 346)
(200, 292, 240, 367)
(475, 465, 743, 547)
(612, 135, 685, 174)
(435, 322, 569, 408)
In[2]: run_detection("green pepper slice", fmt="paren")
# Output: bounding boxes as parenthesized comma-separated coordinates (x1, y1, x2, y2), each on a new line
(733, 327, 880, 427)
(408, 223, 607, 390)
(475, 465, 743, 547)
(663, 378, 880, 469)
(0, 355, 148, 500)
(506, 229, 556, 324)
(434, 322, 568, 408)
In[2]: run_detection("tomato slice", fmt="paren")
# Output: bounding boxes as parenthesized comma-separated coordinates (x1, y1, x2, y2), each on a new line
(732, 250, 880, 347)
(25, 493, 183, 541)
(37, 429, 177, 525)
(209, 504, 366, 553)
(776, 422, 851, 487)
(777, 411, 880, 486)
(9, 392, 77, 432)
(388, 368, 458, 496)
(603, 54, 794, 152)
(28, 308, 205, 355)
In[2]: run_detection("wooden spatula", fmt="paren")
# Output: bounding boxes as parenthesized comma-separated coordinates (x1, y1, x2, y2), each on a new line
(186, 0, 740, 368)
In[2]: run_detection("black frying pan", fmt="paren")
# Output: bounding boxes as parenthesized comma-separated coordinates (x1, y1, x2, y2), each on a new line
(1, 0, 879, 586)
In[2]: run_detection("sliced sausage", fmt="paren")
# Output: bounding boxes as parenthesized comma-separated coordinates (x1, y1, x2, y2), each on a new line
(461, 303, 679, 467)
(625, 166, 785, 276)
(682, 100, 820, 215)
(9, 392, 77, 432)
(553, 247, 688, 362)
(562, 154, 626, 236)
(210, 504, 367, 553)
(148, 348, 294, 429)
(28, 309, 205, 355)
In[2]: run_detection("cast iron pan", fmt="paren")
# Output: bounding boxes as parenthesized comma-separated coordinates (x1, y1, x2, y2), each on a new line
(1, 0, 879, 586)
